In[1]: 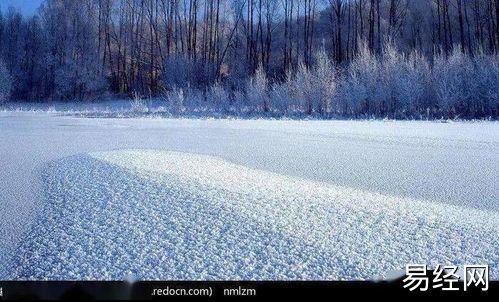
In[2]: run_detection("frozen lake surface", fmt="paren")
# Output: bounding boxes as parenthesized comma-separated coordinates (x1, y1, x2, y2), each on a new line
(0, 112, 498, 280)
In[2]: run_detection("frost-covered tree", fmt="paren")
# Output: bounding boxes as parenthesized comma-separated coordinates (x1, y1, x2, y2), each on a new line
(382, 44, 431, 116)
(19, 16, 47, 100)
(269, 72, 293, 113)
(433, 50, 475, 116)
(337, 42, 433, 117)
(278, 53, 337, 115)
(310, 50, 337, 115)
(292, 61, 313, 114)
(471, 54, 499, 117)
(1, 8, 24, 100)
(339, 43, 382, 116)
(246, 65, 269, 112)
(41, 0, 107, 100)
(434, 50, 499, 118)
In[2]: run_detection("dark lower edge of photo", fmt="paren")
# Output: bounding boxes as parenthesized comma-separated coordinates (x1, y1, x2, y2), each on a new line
(0, 279, 497, 300)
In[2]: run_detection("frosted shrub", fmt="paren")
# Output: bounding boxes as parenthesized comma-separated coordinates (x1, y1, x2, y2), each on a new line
(187, 88, 207, 110)
(129, 92, 149, 113)
(269, 82, 291, 113)
(246, 65, 269, 112)
(207, 82, 230, 109)
(231, 90, 247, 112)
(0, 61, 11, 104)
(165, 87, 186, 112)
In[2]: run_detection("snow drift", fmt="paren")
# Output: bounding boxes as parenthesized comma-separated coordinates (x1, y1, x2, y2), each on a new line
(6, 150, 499, 280)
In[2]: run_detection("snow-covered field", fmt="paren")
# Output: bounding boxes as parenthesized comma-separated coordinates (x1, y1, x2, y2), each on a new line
(0, 111, 498, 280)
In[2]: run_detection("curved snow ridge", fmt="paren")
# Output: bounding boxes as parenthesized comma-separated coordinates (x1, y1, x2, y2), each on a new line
(8, 150, 499, 280)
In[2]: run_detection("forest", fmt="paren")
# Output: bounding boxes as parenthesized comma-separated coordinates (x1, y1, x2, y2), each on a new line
(0, 0, 498, 118)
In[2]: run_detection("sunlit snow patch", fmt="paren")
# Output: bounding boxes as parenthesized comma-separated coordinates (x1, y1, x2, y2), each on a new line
(7, 150, 499, 280)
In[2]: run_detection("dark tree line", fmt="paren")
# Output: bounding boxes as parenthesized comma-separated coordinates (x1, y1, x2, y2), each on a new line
(0, 0, 497, 118)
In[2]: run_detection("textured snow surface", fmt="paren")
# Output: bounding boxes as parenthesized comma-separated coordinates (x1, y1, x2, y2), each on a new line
(0, 112, 498, 280)
(5, 150, 499, 280)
